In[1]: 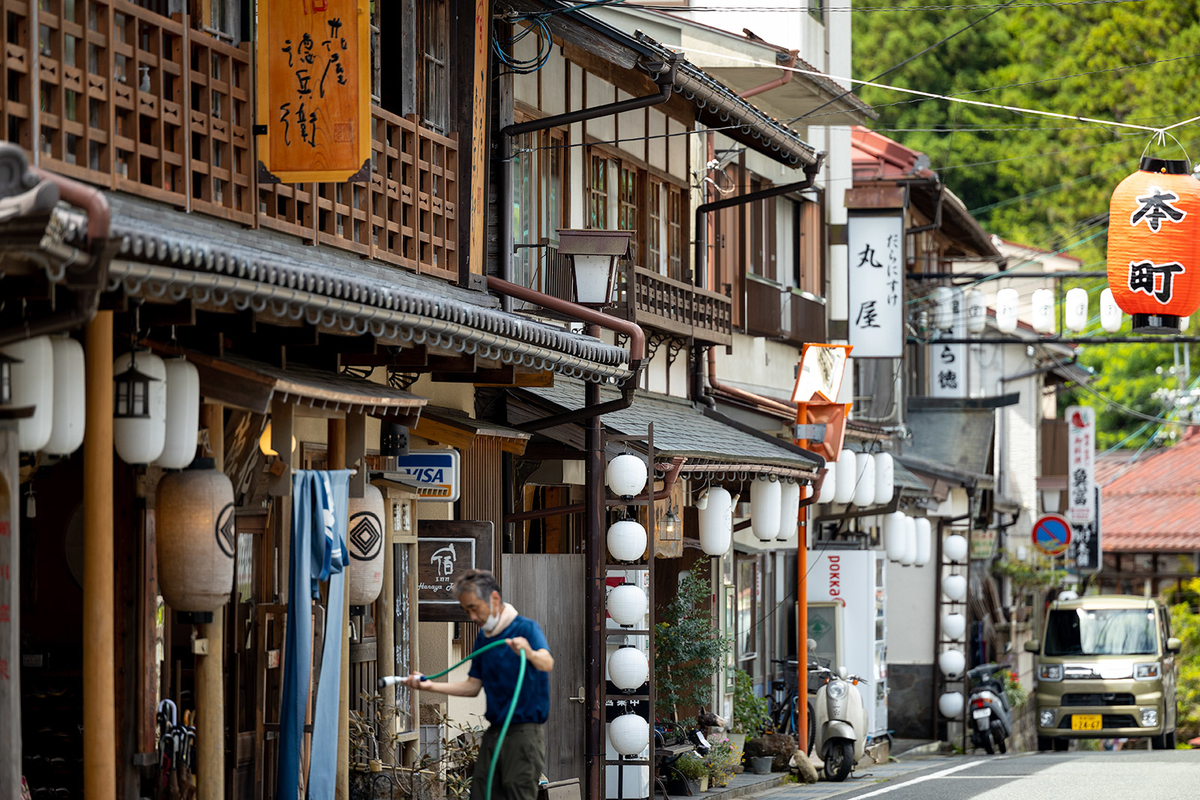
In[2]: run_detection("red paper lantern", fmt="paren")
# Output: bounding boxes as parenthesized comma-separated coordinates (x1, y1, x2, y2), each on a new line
(1107, 157, 1200, 333)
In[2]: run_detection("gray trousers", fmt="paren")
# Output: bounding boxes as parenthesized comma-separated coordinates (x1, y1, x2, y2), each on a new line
(471, 723, 546, 800)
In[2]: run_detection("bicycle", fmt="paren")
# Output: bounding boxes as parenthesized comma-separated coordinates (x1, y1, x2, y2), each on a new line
(768, 658, 800, 738)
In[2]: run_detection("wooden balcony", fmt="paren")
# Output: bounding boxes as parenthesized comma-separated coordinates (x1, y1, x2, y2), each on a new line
(3, 0, 456, 280)
(746, 274, 827, 347)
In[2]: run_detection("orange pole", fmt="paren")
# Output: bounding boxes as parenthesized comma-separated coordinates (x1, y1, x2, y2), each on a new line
(795, 402, 810, 756)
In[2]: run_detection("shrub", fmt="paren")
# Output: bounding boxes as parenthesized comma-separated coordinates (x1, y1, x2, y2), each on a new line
(730, 669, 771, 737)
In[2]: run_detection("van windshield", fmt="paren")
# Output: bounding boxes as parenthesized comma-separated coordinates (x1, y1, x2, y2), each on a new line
(1044, 607, 1158, 656)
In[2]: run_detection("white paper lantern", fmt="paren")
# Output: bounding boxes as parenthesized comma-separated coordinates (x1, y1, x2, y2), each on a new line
(609, 713, 649, 756)
(155, 358, 200, 469)
(965, 289, 987, 334)
(914, 517, 932, 567)
(883, 511, 907, 562)
(777, 481, 801, 540)
(113, 350, 167, 465)
(853, 453, 876, 507)
(943, 612, 967, 641)
(943, 573, 967, 602)
(945, 533, 969, 563)
(995, 288, 1019, 334)
(607, 583, 647, 627)
(698, 486, 733, 556)
(930, 286, 955, 330)
(155, 463, 235, 611)
(607, 453, 648, 498)
(818, 466, 837, 505)
(3, 336, 54, 452)
(1064, 287, 1089, 332)
(347, 484, 387, 606)
(1100, 288, 1122, 333)
(833, 449, 856, 504)
(608, 646, 649, 691)
(939, 649, 966, 678)
(1031, 288, 1055, 334)
(751, 478, 782, 541)
(901, 516, 917, 566)
(1183, 315, 1192, 332)
(607, 519, 647, 562)
(45, 336, 85, 456)
(938, 691, 964, 719)
(872, 453, 894, 506)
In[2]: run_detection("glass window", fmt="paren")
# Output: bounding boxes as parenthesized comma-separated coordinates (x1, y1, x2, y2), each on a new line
(667, 187, 683, 281)
(619, 165, 640, 264)
(588, 154, 608, 230)
(512, 132, 537, 287)
(421, 0, 448, 132)
(1043, 607, 1158, 657)
(647, 180, 662, 272)
(737, 558, 758, 662)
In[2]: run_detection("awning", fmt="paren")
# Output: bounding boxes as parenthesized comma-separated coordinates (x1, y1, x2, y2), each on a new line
(413, 406, 532, 455)
(896, 452, 994, 491)
(510, 381, 823, 479)
(904, 405, 997, 477)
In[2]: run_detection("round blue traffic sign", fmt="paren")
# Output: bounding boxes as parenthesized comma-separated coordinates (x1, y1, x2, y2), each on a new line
(1032, 514, 1072, 557)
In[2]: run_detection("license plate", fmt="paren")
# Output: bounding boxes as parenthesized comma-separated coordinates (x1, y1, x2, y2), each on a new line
(972, 709, 990, 719)
(1071, 714, 1102, 731)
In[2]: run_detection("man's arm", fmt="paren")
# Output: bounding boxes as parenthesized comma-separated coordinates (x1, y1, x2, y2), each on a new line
(397, 674, 484, 697)
(507, 637, 554, 672)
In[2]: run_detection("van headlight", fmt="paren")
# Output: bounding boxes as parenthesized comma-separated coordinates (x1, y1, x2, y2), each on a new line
(1141, 708, 1158, 727)
(827, 681, 848, 700)
(1040, 709, 1058, 727)
(1134, 663, 1161, 681)
(1038, 664, 1063, 682)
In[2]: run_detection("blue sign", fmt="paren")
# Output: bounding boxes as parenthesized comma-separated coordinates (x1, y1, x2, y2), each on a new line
(394, 450, 460, 502)
(1032, 514, 1072, 557)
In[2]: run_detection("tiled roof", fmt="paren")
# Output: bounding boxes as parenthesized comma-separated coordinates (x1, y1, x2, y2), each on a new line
(1101, 435, 1200, 552)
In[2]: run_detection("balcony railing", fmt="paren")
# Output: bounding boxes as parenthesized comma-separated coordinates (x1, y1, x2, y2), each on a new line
(6, 1, 456, 280)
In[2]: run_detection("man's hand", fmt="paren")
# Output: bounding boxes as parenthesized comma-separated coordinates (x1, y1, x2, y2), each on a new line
(507, 636, 531, 657)
(399, 672, 432, 690)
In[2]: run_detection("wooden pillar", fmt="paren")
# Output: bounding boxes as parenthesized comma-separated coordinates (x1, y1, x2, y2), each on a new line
(84, 311, 116, 800)
(376, 488, 395, 764)
(0, 418, 21, 795)
(198, 403, 226, 800)
(269, 400, 295, 600)
(327, 418, 350, 800)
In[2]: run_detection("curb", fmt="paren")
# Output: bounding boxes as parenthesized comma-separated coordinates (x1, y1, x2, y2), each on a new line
(895, 740, 948, 758)
(696, 774, 787, 800)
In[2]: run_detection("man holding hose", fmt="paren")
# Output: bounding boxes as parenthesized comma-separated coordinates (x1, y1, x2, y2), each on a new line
(397, 569, 554, 800)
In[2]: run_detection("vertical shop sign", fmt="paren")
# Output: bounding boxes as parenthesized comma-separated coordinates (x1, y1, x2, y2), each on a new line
(1065, 406, 1096, 525)
(1067, 484, 1103, 574)
(257, 0, 371, 183)
(930, 288, 968, 399)
(847, 214, 904, 358)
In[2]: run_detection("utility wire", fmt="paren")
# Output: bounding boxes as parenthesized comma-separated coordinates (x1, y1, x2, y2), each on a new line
(619, 0, 1145, 11)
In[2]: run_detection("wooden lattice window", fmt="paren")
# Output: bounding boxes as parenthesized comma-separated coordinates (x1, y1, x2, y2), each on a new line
(667, 186, 683, 281)
(647, 180, 662, 272)
(618, 164, 639, 265)
(588, 154, 608, 230)
(420, 0, 448, 133)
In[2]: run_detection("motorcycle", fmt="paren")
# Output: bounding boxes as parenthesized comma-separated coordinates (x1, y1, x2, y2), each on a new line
(809, 664, 869, 782)
(966, 662, 1012, 755)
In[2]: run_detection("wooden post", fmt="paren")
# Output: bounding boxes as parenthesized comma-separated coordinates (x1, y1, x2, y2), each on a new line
(198, 403, 226, 800)
(84, 311, 116, 800)
(467, 0, 491, 282)
(376, 486, 395, 764)
(270, 400, 295, 600)
(328, 418, 351, 800)
(0, 418, 22, 795)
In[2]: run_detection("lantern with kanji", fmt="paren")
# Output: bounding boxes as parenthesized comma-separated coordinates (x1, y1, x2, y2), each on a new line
(1107, 157, 1200, 333)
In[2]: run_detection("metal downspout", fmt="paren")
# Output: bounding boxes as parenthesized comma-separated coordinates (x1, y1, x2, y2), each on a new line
(738, 50, 798, 100)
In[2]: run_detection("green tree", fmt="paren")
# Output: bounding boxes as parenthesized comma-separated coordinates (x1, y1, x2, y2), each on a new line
(1168, 581, 1200, 742)
(655, 561, 732, 719)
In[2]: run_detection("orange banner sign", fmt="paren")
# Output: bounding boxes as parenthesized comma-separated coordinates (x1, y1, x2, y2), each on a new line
(257, 0, 370, 183)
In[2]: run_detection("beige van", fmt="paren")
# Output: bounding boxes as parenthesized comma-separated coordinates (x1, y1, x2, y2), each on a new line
(1025, 595, 1180, 751)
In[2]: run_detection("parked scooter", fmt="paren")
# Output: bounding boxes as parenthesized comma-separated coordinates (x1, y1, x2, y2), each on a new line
(809, 664, 869, 782)
(966, 662, 1012, 754)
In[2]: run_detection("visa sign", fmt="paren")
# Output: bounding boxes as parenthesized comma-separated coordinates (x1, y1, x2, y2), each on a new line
(395, 450, 461, 502)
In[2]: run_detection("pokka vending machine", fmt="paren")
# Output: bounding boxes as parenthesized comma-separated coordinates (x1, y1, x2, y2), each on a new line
(806, 549, 888, 741)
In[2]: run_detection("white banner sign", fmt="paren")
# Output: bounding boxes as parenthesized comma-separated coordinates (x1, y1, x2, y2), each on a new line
(930, 288, 968, 398)
(848, 214, 905, 358)
(1066, 406, 1095, 525)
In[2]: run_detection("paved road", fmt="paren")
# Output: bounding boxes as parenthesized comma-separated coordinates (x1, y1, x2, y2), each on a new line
(764, 750, 1199, 800)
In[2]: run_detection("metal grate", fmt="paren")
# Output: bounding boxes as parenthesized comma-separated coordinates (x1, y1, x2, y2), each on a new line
(1061, 693, 1137, 707)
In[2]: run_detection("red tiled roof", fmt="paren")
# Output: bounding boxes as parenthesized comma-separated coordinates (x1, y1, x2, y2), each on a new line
(1101, 434, 1200, 552)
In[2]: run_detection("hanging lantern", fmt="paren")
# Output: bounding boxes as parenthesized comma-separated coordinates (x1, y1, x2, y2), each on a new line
(914, 517, 932, 567)
(900, 516, 916, 566)
(154, 358, 200, 470)
(939, 649, 966, 678)
(872, 453, 894, 506)
(930, 286, 955, 330)
(3, 336, 53, 452)
(1031, 288, 1056, 334)
(777, 481, 801, 540)
(346, 484, 387, 606)
(258, 421, 298, 457)
(155, 460, 236, 611)
(662, 506, 679, 539)
(1100, 287, 1122, 332)
(852, 453, 876, 507)
(1106, 158, 1200, 333)
(607, 583, 647, 627)
(0, 351, 14, 406)
(833, 449, 856, 504)
(818, 464, 837, 505)
(943, 573, 967, 602)
(609, 713, 649, 756)
(943, 612, 967, 641)
(698, 486, 732, 556)
(945, 533, 969, 563)
(608, 645, 649, 691)
(45, 336, 85, 456)
(1064, 287, 1089, 332)
(750, 478, 781, 541)
(883, 511, 907, 562)
(607, 519, 647, 562)
(606, 453, 648, 498)
(995, 288, 1019, 333)
(380, 420, 409, 458)
(113, 350, 167, 465)
(965, 289, 987, 334)
(1184, 314, 1192, 332)
(938, 692, 964, 719)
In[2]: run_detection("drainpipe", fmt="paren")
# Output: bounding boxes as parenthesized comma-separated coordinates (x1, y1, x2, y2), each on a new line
(738, 50, 799, 100)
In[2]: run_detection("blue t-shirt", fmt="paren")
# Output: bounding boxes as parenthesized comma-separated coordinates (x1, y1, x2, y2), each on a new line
(468, 616, 551, 725)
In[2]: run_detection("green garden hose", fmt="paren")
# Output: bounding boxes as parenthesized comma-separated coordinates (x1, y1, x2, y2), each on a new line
(380, 638, 529, 800)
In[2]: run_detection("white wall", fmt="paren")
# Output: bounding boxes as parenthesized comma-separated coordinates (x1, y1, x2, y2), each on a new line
(885, 559, 936, 664)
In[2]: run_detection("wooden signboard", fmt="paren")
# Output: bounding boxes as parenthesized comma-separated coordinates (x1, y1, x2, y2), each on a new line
(417, 520, 494, 622)
(257, 0, 371, 183)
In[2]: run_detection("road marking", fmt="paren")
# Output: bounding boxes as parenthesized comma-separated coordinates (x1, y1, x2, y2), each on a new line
(848, 758, 1007, 798)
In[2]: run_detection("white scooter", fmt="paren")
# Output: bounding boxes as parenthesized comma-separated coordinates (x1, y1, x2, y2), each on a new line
(809, 664, 869, 782)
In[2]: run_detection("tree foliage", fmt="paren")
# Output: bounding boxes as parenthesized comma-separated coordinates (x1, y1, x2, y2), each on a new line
(655, 561, 732, 719)
(1168, 580, 1200, 741)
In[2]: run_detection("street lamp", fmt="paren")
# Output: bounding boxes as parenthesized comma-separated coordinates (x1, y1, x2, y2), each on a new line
(556, 229, 632, 307)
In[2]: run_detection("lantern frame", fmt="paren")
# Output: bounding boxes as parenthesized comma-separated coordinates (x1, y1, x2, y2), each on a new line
(114, 351, 159, 419)
(0, 351, 14, 406)
(556, 229, 632, 307)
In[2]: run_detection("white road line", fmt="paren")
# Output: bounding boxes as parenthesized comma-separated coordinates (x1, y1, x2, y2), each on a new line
(849, 758, 1009, 798)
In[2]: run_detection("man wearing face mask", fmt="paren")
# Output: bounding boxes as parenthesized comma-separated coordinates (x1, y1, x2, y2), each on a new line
(397, 569, 554, 800)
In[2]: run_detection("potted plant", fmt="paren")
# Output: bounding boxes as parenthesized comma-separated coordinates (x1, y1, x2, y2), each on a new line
(655, 562, 733, 721)
(704, 737, 738, 789)
(728, 668, 771, 759)
(672, 752, 708, 795)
